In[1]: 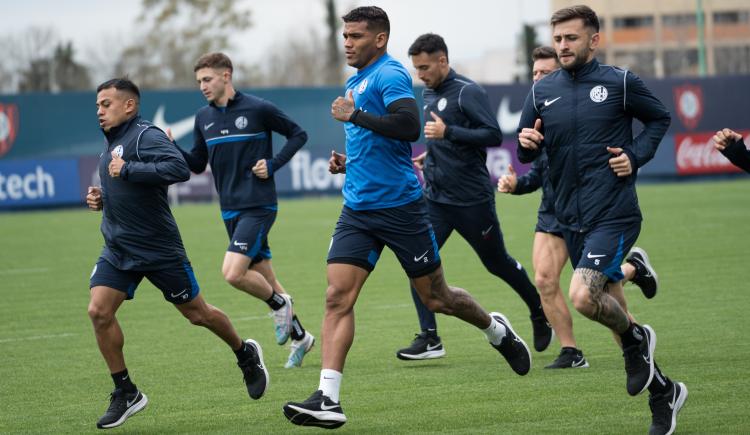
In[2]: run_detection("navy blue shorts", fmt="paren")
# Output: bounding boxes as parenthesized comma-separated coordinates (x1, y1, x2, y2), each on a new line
(535, 211, 563, 237)
(562, 221, 641, 282)
(223, 208, 275, 264)
(89, 257, 200, 304)
(327, 199, 441, 278)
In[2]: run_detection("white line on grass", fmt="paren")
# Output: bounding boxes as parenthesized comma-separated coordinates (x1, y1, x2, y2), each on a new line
(0, 267, 51, 275)
(0, 332, 77, 344)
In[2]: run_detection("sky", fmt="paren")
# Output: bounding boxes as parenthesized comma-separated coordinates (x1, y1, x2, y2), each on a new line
(1, 0, 551, 79)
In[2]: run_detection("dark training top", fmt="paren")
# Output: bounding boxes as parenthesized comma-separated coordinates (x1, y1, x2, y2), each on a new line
(517, 58, 670, 232)
(720, 138, 750, 173)
(178, 91, 307, 211)
(421, 69, 503, 206)
(98, 115, 190, 271)
(513, 149, 555, 215)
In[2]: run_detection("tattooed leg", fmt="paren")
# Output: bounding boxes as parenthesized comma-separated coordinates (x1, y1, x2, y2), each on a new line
(411, 267, 491, 329)
(569, 268, 630, 334)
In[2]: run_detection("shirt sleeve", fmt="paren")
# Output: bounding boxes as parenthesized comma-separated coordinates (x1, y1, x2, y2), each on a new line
(260, 100, 308, 175)
(513, 157, 543, 195)
(176, 118, 209, 174)
(720, 138, 750, 173)
(444, 84, 503, 147)
(516, 88, 543, 163)
(121, 127, 191, 185)
(623, 71, 671, 169)
(378, 63, 415, 107)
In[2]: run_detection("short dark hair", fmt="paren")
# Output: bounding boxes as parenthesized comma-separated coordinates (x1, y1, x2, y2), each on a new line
(408, 33, 449, 62)
(97, 78, 140, 103)
(550, 5, 600, 33)
(532, 46, 558, 62)
(342, 6, 390, 35)
(194, 52, 233, 73)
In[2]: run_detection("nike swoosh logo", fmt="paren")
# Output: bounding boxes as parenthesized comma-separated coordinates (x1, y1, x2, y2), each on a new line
(572, 359, 586, 367)
(152, 105, 195, 142)
(426, 343, 441, 351)
(544, 97, 561, 106)
(668, 398, 676, 410)
(643, 354, 652, 365)
(481, 225, 493, 236)
(170, 289, 187, 298)
(320, 402, 339, 411)
(414, 250, 429, 262)
(233, 241, 248, 250)
(126, 394, 140, 408)
(586, 252, 607, 259)
(204, 122, 214, 130)
(497, 97, 521, 136)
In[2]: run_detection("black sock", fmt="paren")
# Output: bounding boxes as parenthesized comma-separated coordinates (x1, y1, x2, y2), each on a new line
(290, 315, 306, 341)
(620, 322, 644, 348)
(423, 328, 439, 338)
(648, 362, 673, 395)
(561, 346, 578, 352)
(234, 341, 253, 362)
(265, 291, 286, 310)
(112, 369, 137, 393)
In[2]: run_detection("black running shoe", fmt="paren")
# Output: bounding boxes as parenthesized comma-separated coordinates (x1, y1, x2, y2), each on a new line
(396, 332, 446, 360)
(544, 347, 589, 369)
(649, 381, 688, 435)
(490, 312, 531, 375)
(237, 339, 269, 400)
(283, 390, 347, 429)
(530, 313, 554, 352)
(627, 247, 659, 299)
(623, 324, 656, 396)
(96, 388, 148, 429)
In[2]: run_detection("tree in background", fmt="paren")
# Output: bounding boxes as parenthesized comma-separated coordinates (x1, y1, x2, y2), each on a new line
(514, 23, 540, 83)
(116, 0, 251, 89)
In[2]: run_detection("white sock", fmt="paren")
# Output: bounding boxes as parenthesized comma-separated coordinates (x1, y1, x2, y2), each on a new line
(483, 316, 507, 345)
(318, 369, 342, 403)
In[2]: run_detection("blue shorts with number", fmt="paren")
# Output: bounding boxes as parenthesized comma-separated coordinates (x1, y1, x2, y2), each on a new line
(327, 198, 441, 278)
(89, 257, 200, 304)
(222, 207, 276, 264)
(562, 220, 641, 282)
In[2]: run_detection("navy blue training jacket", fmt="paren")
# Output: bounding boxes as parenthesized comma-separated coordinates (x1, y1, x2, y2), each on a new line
(517, 58, 670, 232)
(98, 115, 190, 270)
(512, 149, 555, 215)
(422, 69, 502, 206)
(179, 91, 308, 210)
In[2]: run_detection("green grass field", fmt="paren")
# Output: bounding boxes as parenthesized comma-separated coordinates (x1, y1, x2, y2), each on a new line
(1, 179, 749, 434)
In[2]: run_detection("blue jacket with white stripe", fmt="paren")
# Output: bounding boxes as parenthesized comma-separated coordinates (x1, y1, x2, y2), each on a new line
(179, 91, 307, 210)
(517, 58, 670, 232)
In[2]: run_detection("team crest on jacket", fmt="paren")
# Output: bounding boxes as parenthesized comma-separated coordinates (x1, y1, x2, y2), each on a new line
(590, 85, 608, 103)
(235, 116, 248, 129)
(113, 144, 124, 158)
(437, 98, 447, 111)
(358, 79, 368, 94)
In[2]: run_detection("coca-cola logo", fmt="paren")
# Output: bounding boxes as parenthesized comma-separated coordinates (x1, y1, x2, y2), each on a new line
(675, 133, 745, 175)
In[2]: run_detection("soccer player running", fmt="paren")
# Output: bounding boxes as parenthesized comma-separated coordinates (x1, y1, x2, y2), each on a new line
(395, 33, 552, 361)
(283, 6, 532, 429)
(87, 78, 268, 429)
(516, 7, 686, 434)
(498, 46, 659, 369)
(713, 128, 750, 172)
(173, 53, 314, 368)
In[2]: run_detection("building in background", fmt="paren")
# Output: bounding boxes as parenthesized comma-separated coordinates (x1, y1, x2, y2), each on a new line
(552, 0, 750, 77)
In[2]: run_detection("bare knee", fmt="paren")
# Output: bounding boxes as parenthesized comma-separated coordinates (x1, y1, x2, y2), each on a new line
(223, 268, 245, 289)
(325, 284, 355, 315)
(569, 286, 593, 315)
(535, 272, 560, 298)
(88, 303, 115, 330)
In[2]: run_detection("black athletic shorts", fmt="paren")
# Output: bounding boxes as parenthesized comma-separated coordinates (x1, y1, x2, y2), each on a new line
(89, 257, 200, 304)
(327, 198, 441, 278)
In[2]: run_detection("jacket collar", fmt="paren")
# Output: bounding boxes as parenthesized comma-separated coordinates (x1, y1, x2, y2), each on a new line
(102, 114, 140, 143)
(562, 57, 599, 79)
(433, 68, 457, 92)
(211, 90, 244, 109)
